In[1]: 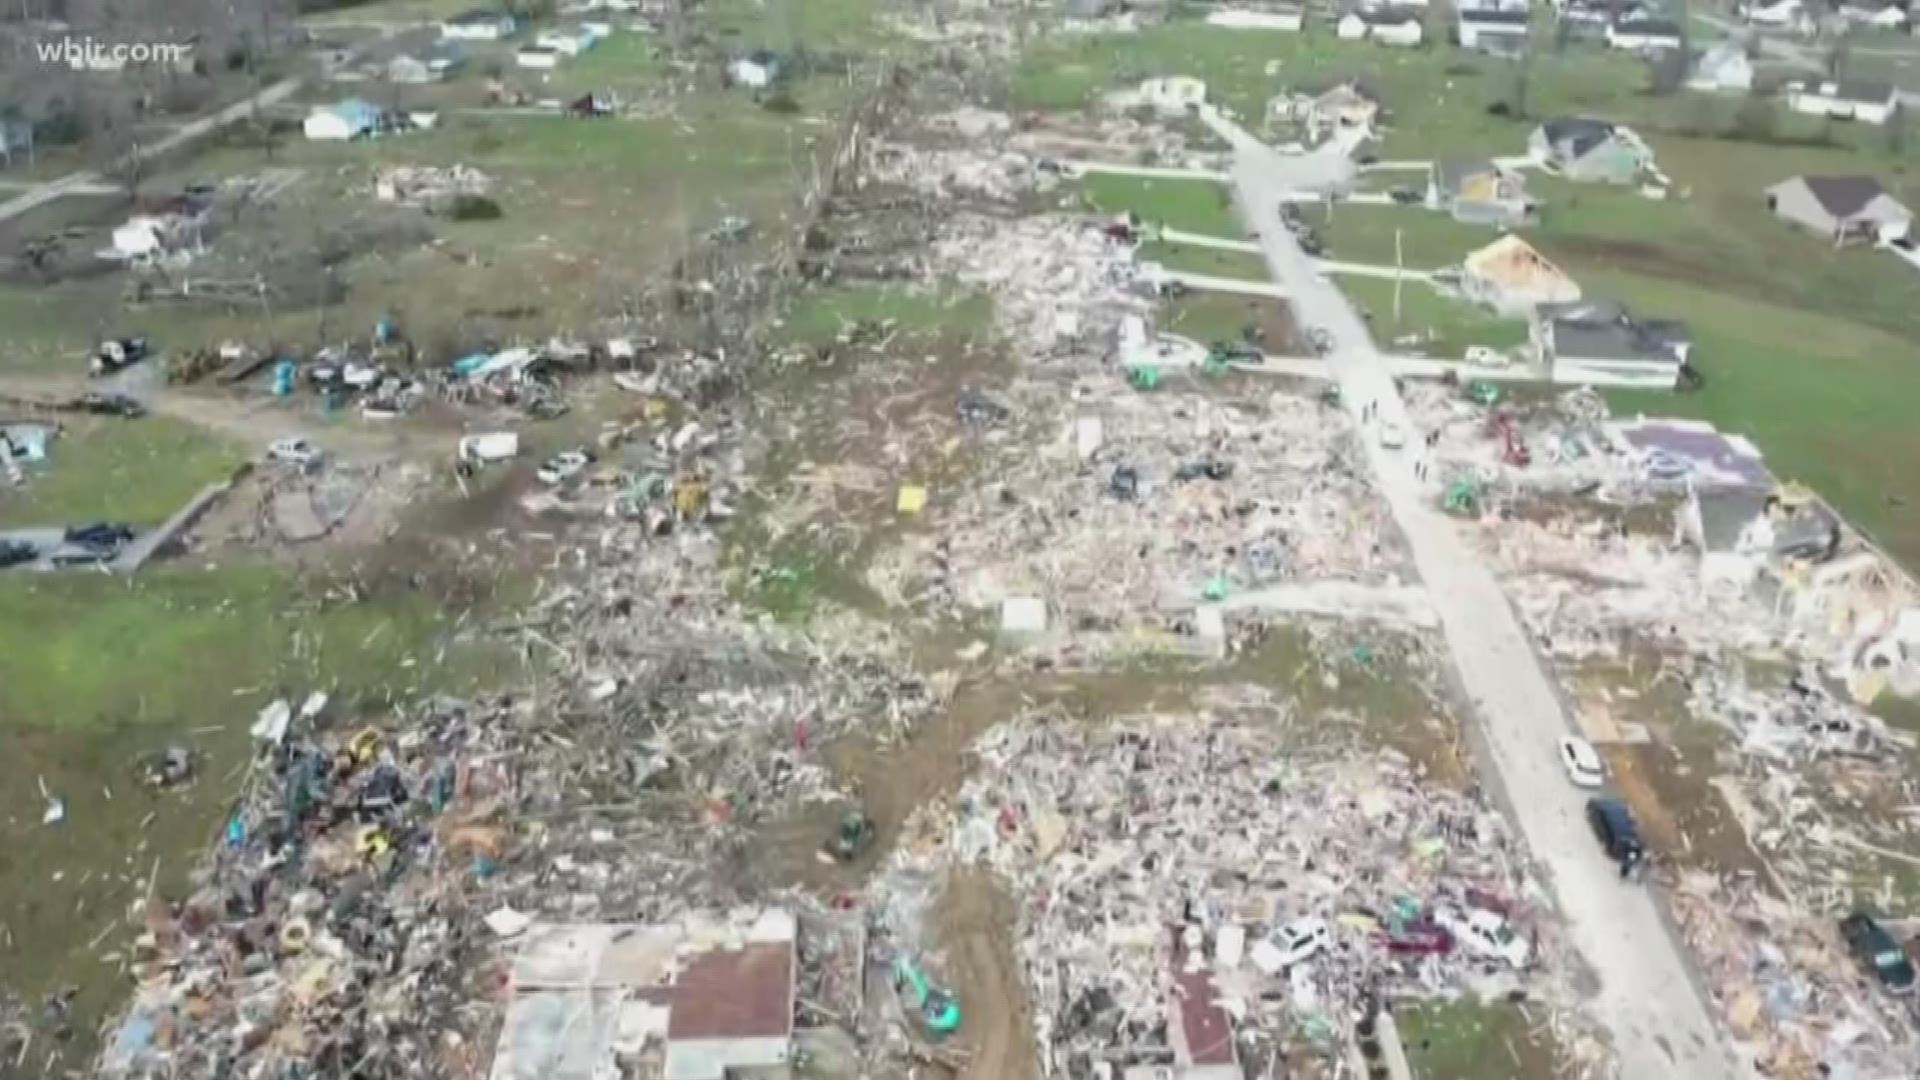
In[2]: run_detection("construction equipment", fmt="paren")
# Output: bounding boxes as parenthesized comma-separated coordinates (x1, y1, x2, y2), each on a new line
(828, 807, 874, 862)
(1443, 479, 1480, 515)
(893, 956, 961, 1036)
(1466, 380, 1500, 407)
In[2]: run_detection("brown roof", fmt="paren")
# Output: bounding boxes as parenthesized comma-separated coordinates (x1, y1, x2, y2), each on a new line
(1171, 966, 1237, 1067)
(667, 941, 794, 1041)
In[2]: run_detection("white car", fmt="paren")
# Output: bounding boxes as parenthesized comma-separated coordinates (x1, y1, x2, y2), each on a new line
(1378, 422, 1406, 450)
(1268, 917, 1331, 968)
(266, 437, 322, 468)
(1436, 906, 1530, 969)
(537, 449, 596, 485)
(1558, 736, 1605, 788)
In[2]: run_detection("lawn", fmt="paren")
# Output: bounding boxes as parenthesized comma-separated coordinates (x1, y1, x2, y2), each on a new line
(1077, 172, 1241, 235)
(1137, 239, 1270, 280)
(1338, 275, 1530, 357)
(0, 415, 248, 528)
(1397, 999, 1561, 1080)
(1600, 268, 1920, 569)
(782, 285, 994, 344)
(1317, 203, 1497, 269)
(0, 562, 516, 1069)
(1156, 290, 1296, 347)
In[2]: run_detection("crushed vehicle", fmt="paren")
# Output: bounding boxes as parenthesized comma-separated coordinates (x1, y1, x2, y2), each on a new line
(266, 438, 323, 468)
(536, 448, 596, 485)
(0, 539, 37, 568)
(1435, 906, 1530, 969)
(67, 391, 146, 418)
(1840, 910, 1917, 992)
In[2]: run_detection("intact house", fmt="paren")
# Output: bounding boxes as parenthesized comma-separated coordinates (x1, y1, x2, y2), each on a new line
(536, 25, 605, 56)
(1765, 175, 1913, 245)
(1688, 41, 1754, 93)
(1533, 299, 1692, 388)
(440, 8, 518, 40)
(1606, 16, 1683, 52)
(1838, 0, 1908, 28)
(728, 49, 783, 89)
(1460, 234, 1581, 313)
(1429, 158, 1536, 227)
(515, 45, 562, 69)
(303, 98, 381, 141)
(491, 910, 797, 1080)
(1744, 0, 1812, 30)
(1205, 4, 1306, 30)
(1458, 8, 1531, 53)
(1681, 485, 1840, 590)
(1528, 117, 1648, 183)
(1785, 79, 1899, 124)
(1337, 9, 1426, 44)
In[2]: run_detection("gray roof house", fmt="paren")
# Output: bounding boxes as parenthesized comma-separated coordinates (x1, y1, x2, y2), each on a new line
(1534, 299, 1692, 388)
(1429, 158, 1536, 227)
(1683, 485, 1840, 585)
(1764, 175, 1912, 244)
(1527, 117, 1647, 183)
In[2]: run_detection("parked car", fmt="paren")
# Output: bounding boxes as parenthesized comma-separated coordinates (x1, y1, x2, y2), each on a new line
(0, 540, 37, 568)
(266, 438, 323, 468)
(1558, 737, 1605, 788)
(1268, 917, 1331, 967)
(1586, 796, 1645, 875)
(1435, 906, 1530, 968)
(69, 391, 146, 418)
(1388, 186, 1422, 205)
(64, 522, 134, 548)
(1378, 422, 1406, 450)
(537, 448, 597, 485)
(1840, 910, 1916, 991)
(90, 336, 150, 377)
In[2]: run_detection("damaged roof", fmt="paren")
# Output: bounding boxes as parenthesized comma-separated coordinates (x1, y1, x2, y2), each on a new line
(1540, 116, 1618, 157)
(1465, 234, 1573, 290)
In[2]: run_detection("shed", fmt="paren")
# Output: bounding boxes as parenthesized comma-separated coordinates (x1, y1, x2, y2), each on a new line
(1688, 41, 1754, 92)
(1765, 175, 1912, 244)
(729, 49, 783, 89)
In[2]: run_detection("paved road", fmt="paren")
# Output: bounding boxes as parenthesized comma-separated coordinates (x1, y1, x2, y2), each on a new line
(1201, 107, 1748, 1080)
(0, 76, 305, 226)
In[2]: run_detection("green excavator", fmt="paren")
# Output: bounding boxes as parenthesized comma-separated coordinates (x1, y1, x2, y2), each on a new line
(893, 955, 962, 1037)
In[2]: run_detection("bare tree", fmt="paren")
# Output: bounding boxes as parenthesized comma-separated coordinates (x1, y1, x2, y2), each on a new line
(1827, 29, 1853, 81)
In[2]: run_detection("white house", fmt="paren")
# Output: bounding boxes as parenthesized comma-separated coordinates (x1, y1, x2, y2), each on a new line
(515, 45, 561, 69)
(1205, 6, 1306, 30)
(1355, 9, 1426, 44)
(1744, 0, 1810, 28)
(1839, 0, 1908, 28)
(1337, 11, 1370, 38)
(1458, 8, 1531, 51)
(729, 50, 782, 89)
(1140, 76, 1208, 112)
(1787, 79, 1899, 124)
(303, 98, 380, 141)
(1606, 17, 1683, 52)
(1688, 41, 1754, 92)
(109, 212, 202, 262)
(440, 9, 517, 40)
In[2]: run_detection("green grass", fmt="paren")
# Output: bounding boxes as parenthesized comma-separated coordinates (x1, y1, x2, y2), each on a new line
(1157, 291, 1296, 347)
(1600, 268, 1920, 568)
(1077, 173, 1241, 236)
(0, 415, 248, 527)
(1137, 239, 1269, 280)
(1338, 275, 1529, 357)
(783, 286, 994, 344)
(1318, 203, 1497, 269)
(1397, 999, 1560, 1080)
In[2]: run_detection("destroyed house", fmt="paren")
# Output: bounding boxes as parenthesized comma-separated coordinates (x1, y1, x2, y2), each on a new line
(1528, 117, 1645, 183)
(1535, 299, 1690, 388)
(1683, 485, 1840, 587)
(491, 911, 797, 1080)
(1429, 158, 1534, 227)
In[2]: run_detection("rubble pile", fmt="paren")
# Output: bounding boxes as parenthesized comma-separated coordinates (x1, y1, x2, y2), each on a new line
(864, 141, 1042, 203)
(1673, 872, 1920, 1080)
(1406, 382, 1630, 491)
(867, 380, 1399, 627)
(931, 213, 1146, 360)
(372, 165, 493, 211)
(887, 697, 1580, 1074)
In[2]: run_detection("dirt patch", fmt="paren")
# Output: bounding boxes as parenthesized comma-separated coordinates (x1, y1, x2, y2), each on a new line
(934, 868, 1040, 1080)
